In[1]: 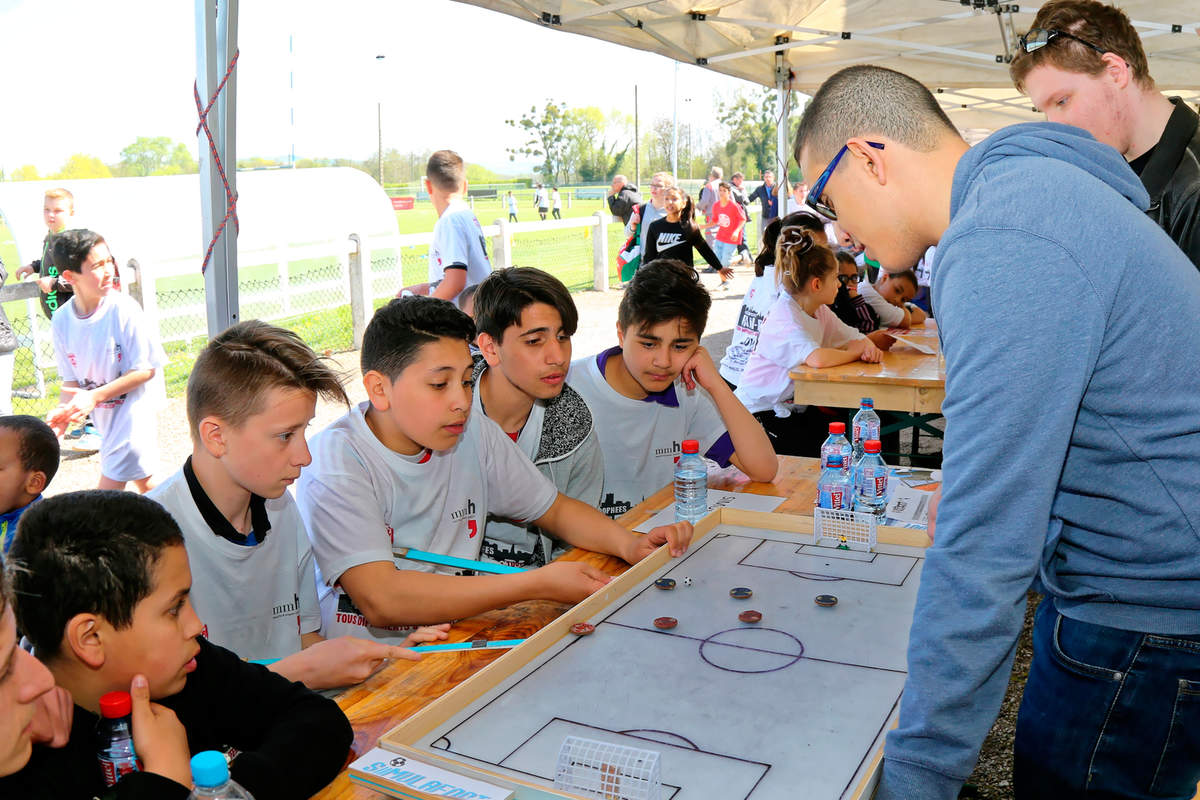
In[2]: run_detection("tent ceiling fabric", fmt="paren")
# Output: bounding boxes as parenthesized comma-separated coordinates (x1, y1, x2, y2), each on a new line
(453, 0, 1199, 128)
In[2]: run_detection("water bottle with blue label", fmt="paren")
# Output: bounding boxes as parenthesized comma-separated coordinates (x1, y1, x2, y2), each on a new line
(851, 398, 880, 460)
(854, 439, 889, 520)
(674, 439, 708, 524)
(820, 422, 853, 478)
(818, 454, 852, 510)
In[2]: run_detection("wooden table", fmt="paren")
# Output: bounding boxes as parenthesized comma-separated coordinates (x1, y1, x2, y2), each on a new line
(790, 321, 944, 414)
(312, 456, 823, 800)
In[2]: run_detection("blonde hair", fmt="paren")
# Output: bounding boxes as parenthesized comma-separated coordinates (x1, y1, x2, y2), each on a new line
(776, 226, 837, 297)
(44, 188, 74, 211)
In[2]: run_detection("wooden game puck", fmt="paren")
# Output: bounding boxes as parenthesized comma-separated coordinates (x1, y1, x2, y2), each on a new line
(738, 610, 763, 624)
(653, 616, 678, 630)
(654, 578, 676, 590)
(570, 622, 595, 635)
(815, 594, 839, 607)
(729, 587, 753, 599)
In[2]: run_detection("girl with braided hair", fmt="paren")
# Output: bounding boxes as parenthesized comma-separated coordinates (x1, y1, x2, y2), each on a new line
(733, 226, 890, 455)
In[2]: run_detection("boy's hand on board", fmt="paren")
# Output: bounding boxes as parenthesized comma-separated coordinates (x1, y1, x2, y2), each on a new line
(533, 561, 612, 604)
(624, 521, 692, 562)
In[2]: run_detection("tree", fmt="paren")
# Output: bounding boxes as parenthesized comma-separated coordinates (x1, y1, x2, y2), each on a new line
(570, 107, 630, 183)
(10, 165, 40, 181)
(54, 154, 112, 180)
(716, 87, 800, 178)
(117, 137, 198, 177)
(506, 100, 574, 185)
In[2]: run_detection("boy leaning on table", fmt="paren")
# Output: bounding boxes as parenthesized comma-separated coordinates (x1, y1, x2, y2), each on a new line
(295, 296, 692, 645)
(148, 320, 448, 691)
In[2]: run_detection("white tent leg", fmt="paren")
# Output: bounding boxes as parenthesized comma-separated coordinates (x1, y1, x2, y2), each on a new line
(195, 0, 240, 338)
(775, 47, 790, 215)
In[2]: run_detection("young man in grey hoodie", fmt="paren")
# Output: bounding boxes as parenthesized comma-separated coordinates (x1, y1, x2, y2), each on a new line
(795, 65, 1200, 800)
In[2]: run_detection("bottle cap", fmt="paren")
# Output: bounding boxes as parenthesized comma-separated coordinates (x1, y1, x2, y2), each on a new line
(98, 691, 132, 719)
(860, 398, 874, 407)
(680, 439, 699, 454)
(865, 440, 882, 453)
(190, 751, 230, 788)
(827, 455, 843, 467)
(828, 422, 845, 434)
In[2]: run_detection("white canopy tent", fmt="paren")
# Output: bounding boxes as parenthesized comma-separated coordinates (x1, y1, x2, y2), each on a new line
(450, 0, 1199, 130)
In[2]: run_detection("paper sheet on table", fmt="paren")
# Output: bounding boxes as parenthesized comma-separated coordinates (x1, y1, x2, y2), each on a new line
(884, 329, 936, 355)
(885, 483, 936, 525)
(633, 491, 786, 532)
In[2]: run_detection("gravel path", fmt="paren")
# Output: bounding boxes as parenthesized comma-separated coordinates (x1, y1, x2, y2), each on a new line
(47, 265, 1027, 799)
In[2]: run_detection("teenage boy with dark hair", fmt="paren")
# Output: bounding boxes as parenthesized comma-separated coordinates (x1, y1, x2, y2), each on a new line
(471, 267, 604, 567)
(0, 415, 59, 556)
(568, 259, 777, 518)
(297, 297, 690, 643)
(46, 229, 165, 492)
(1010, 0, 1200, 268)
(0, 490, 352, 799)
(149, 320, 447, 690)
(401, 150, 493, 303)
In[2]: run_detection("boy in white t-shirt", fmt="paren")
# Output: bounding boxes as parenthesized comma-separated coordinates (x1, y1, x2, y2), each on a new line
(149, 320, 447, 689)
(401, 150, 492, 304)
(46, 230, 166, 492)
(472, 267, 604, 568)
(568, 259, 778, 518)
(858, 269, 927, 329)
(296, 297, 691, 644)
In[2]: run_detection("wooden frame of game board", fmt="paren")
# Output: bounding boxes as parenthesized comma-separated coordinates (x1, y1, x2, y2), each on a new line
(377, 508, 932, 800)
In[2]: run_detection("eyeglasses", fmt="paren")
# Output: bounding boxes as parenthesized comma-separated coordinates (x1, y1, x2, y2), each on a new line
(805, 141, 885, 221)
(1018, 28, 1108, 56)
(837, 273, 862, 286)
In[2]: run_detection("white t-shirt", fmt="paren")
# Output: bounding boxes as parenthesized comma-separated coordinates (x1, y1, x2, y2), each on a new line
(718, 266, 780, 386)
(429, 199, 492, 302)
(149, 468, 321, 661)
(914, 245, 935, 287)
(567, 348, 732, 518)
(51, 292, 166, 481)
(535, 188, 548, 209)
(552, 191, 562, 210)
(858, 280, 905, 327)
(735, 296, 864, 416)
(296, 402, 558, 643)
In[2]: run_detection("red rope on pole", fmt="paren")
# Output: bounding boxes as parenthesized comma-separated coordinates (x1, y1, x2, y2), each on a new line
(195, 49, 240, 275)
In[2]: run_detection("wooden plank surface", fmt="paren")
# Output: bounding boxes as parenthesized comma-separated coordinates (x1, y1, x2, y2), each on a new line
(789, 321, 945, 414)
(312, 456, 826, 800)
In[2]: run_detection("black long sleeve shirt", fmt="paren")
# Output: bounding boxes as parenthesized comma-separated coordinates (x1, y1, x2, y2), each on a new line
(0, 637, 353, 800)
(643, 218, 723, 272)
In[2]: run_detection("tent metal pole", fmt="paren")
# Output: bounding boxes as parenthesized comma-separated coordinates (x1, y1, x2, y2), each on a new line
(775, 49, 789, 214)
(195, 0, 240, 338)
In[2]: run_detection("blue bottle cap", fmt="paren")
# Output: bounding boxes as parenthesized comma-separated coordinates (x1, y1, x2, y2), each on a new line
(191, 750, 229, 788)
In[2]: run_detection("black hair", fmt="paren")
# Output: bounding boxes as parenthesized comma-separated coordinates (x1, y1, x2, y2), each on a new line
(50, 229, 110, 274)
(360, 296, 476, 379)
(885, 269, 920, 292)
(618, 259, 711, 338)
(8, 491, 185, 660)
(754, 212, 827, 277)
(0, 415, 59, 487)
(426, 150, 465, 192)
(835, 250, 858, 267)
(473, 267, 578, 342)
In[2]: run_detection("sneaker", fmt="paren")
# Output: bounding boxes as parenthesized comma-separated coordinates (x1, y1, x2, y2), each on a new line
(65, 424, 102, 453)
(718, 280, 731, 291)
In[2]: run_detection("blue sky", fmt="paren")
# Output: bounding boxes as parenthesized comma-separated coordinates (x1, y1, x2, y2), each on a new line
(0, 0, 761, 176)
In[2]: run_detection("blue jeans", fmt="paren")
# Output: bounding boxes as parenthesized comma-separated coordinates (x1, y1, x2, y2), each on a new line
(1014, 600, 1200, 799)
(713, 240, 736, 267)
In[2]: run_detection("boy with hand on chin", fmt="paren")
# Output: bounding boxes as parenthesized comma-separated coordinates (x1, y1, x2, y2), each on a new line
(149, 321, 447, 690)
(45, 230, 166, 492)
(568, 259, 777, 518)
(471, 267, 604, 567)
(0, 491, 352, 799)
(297, 297, 690, 643)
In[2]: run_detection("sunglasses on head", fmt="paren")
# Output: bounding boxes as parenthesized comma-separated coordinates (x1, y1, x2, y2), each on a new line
(1018, 27, 1108, 56)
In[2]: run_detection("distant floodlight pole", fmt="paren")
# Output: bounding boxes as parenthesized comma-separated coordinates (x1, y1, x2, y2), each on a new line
(671, 62, 679, 178)
(634, 84, 640, 189)
(376, 54, 385, 186)
(289, 33, 295, 168)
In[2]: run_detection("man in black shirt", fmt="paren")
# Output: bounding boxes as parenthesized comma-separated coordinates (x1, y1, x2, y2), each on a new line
(1011, 0, 1200, 268)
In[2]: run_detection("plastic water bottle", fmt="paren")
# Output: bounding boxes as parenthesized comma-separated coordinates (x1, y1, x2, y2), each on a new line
(851, 398, 881, 459)
(820, 422, 853, 478)
(817, 454, 852, 510)
(96, 691, 140, 787)
(674, 439, 708, 524)
(189, 751, 255, 799)
(854, 439, 889, 520)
